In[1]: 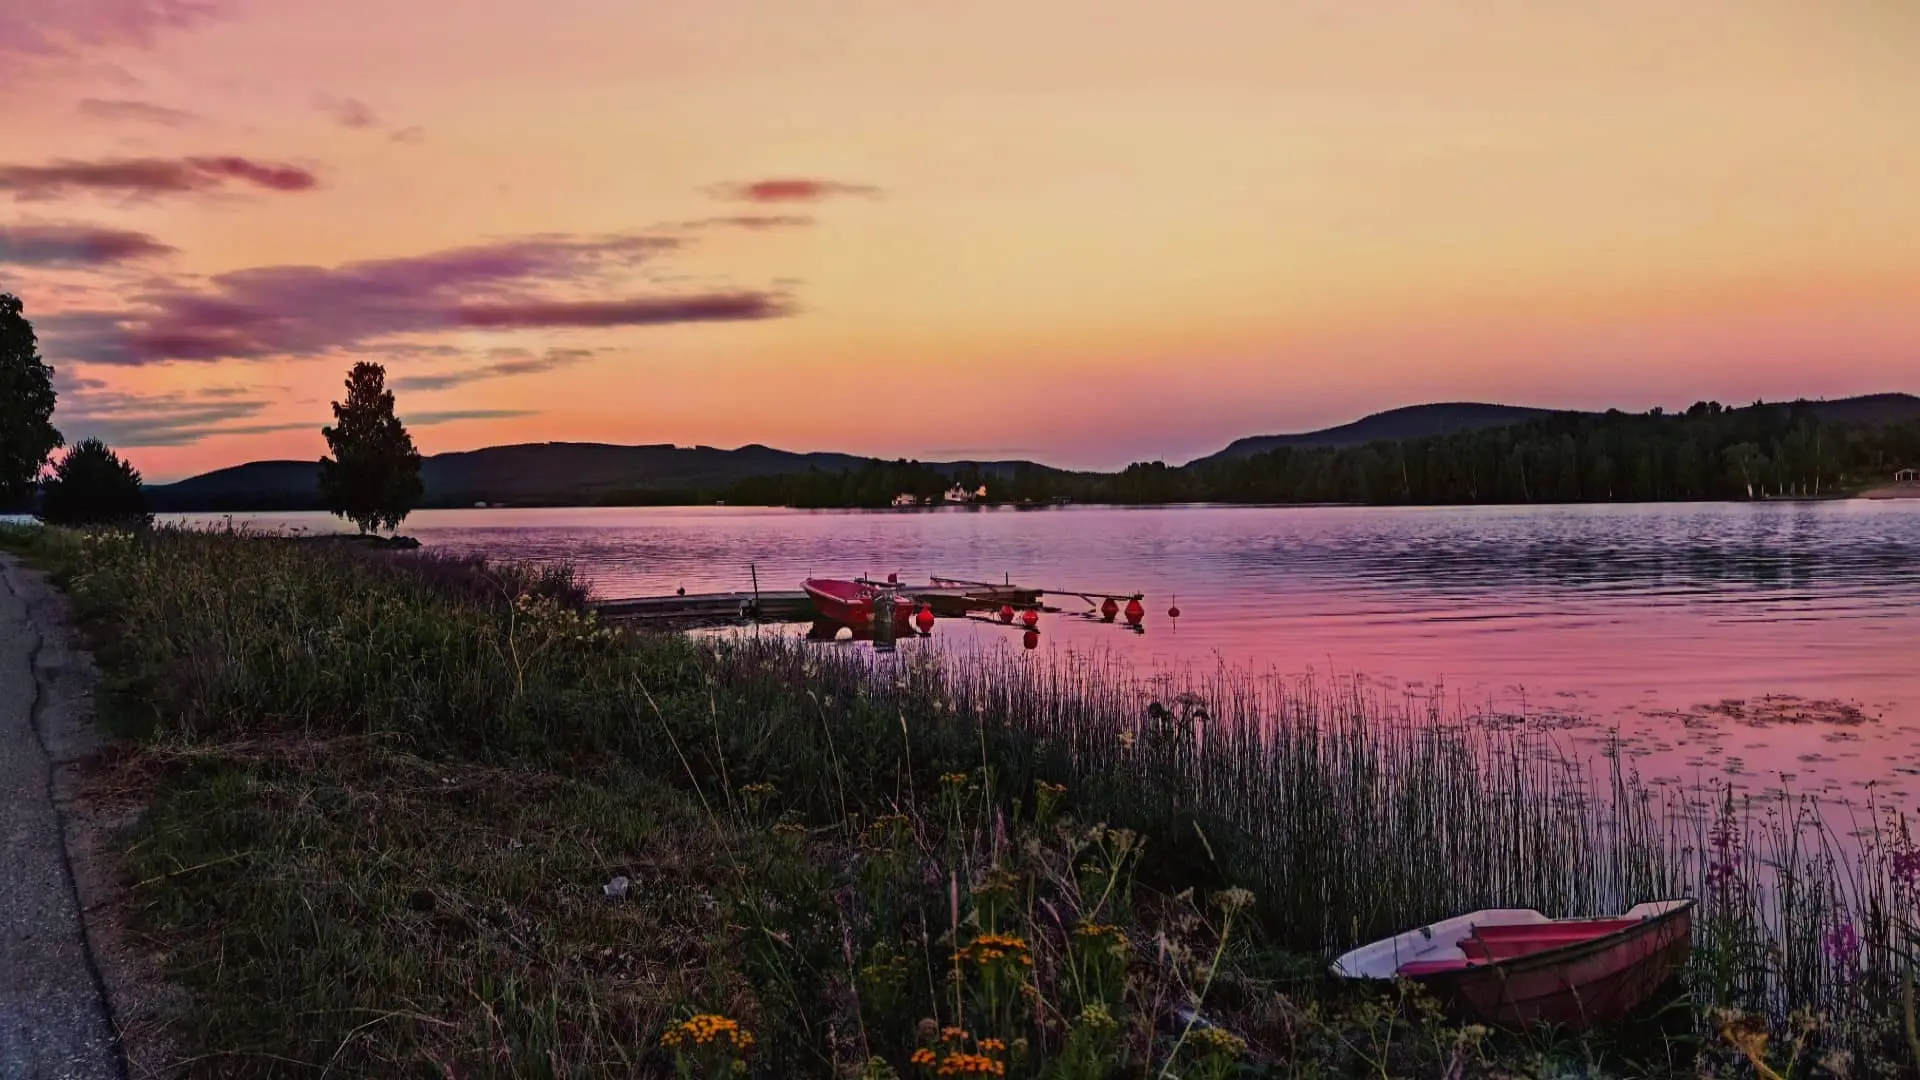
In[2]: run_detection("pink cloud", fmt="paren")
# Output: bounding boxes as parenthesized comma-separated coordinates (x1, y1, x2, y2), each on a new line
(0, 223, 176, 266)
(0, 156, 318, 200)
(76, 98, 204, 127)
(38, 232, 790, 365)
(709, 178, 882, 203)
(680, 215, 816, 231)
(454, 293, 788, 328)
(0, 0, 229, 62)
(314, 94, 381, 129)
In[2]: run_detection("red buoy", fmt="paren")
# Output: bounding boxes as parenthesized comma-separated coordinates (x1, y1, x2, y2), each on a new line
(999, 604, 1016, 624)
(1100, 597, 1119, 620)
(915, 605, 935, 633)
(1021, 608, 1039, 628)
(1123, 597, 1145, 624)
(1168, 596, 1181, 619)
(1022, 629, 1040, 650)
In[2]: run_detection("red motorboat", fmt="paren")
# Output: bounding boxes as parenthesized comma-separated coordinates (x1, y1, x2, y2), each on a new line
(802, 578, 919, 635)
(1331, 899, 1694, 1030)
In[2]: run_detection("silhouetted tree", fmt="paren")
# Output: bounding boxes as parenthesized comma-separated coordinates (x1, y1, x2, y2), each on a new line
(0, 293, 62, 508)
(319, 362, 422, 533)
(38, 438, 148, 527)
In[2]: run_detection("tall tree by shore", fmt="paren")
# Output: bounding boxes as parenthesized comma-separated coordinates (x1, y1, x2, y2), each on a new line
(0, 293, 62, 508)
(319, 362, 423, 534)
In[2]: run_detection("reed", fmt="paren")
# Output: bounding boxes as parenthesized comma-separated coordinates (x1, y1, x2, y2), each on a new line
(2, 522, 1913, 1076)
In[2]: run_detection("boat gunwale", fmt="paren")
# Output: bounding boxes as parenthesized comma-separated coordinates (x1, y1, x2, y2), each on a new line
(1330, 899, 1696, 983)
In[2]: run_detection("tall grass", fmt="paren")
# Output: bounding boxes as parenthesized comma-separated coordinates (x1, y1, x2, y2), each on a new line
(3, 522, 1915, 1075)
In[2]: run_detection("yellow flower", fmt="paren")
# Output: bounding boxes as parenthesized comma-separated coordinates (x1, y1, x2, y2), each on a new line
(1188, 1026, 1246, 1058)
(660, 1014, 754, 1054)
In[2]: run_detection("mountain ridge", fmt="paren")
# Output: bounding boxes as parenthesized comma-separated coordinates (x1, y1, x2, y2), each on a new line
(143, 394, 1920, 511)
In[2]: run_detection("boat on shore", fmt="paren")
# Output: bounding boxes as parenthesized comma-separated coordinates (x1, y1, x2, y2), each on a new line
(802, 578, 918, 635)
(1330, 899, 1694, 1030)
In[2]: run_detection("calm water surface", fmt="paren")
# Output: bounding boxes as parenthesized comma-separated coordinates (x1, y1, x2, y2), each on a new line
(175, 501, 1920, 806)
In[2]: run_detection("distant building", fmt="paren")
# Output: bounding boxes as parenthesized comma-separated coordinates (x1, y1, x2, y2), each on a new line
(944, 484, 989, 503)
(892, 492, 920, 507)
(1898, 468, 1918, 483)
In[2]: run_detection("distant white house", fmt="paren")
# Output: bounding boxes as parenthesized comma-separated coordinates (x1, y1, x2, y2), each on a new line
(944, 484, 989, 503)
(892, 492, 920, 507)
(1898, 468, 1918, 483)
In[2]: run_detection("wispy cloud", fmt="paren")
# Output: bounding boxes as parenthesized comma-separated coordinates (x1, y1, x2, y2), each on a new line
(402, 408, 538, 425)
(39, 232, 792, 365)
(393, 347, 598, 391)
(707, 178, 882, 203)
(313, 93, 424, 142)
(454, 293, 787, 329)
(55, 384, 308, 447)
(76, 98, 204, 127)
(314, 93, 381, 129)
(0, 223, 176, 267)
(679, 214, 816, 231)
(0, 156, 318, 201)
(0, 0, 231, 64)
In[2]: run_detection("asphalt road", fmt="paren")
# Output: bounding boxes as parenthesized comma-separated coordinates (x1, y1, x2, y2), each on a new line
(0, 555, 120, 1079)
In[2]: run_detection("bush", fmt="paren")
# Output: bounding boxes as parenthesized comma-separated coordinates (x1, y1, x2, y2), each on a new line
(37, 437, 148, 528)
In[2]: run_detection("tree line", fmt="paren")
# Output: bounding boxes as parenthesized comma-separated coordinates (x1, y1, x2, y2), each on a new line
(725, 403, 1919, 508)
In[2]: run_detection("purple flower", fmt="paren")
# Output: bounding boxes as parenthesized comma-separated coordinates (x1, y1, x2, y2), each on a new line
(1823, 921, 1860, 969)
(1892, 848, 1920, 888)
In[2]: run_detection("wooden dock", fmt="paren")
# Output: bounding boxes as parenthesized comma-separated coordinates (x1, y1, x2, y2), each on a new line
(595, 590, 814, 626)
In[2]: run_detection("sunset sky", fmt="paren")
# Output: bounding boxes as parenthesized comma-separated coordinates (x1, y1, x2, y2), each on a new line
(3, 1, 1918, 480)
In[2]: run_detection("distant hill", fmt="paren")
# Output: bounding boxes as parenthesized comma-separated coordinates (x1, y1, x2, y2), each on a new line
(1191, 402, 1559, 465)
(145, 394, 1920, 511)
(1796, 392, 1920, 426)
(1188, 394, 1920, 466)
(144, 442, 1058, 512)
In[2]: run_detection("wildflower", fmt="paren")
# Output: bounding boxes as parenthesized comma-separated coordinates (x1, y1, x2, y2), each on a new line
(1212, 887, 1256, 915)
(740, 782, 776, 796)
(934, 1052, 1004, 1076)
(659, 1013, 755, 1053)
(978, 1038, 1006, 1053)
(953, 933, 1034, 969)
(1188, 1026, 1246, 1058)
(1036, 781, 1065, 796)
(1073, 922, 1132, 955)
(940, 772, 971, 788)
(911, 1048, 937, 1067)
(1076, 1004, 1116, 1032)
(940, 1027, 968, 1044)
(1892, 846, 1920, 888)
(1823, 920, 1861, 969)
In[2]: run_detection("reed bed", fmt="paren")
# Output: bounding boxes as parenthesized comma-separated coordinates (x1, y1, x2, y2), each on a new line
(2, 522, 1915, 1076)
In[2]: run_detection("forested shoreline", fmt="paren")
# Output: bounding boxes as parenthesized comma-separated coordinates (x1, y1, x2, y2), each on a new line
(714, 400, 1920, 509)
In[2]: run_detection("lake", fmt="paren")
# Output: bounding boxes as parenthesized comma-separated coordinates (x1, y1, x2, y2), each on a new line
(170, 501, 1920, 807)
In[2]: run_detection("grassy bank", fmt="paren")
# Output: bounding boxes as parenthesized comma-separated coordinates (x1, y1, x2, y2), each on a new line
(2, 524, 1915, 1078)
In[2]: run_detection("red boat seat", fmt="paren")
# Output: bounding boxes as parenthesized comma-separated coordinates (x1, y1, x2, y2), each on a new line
(1458, 919, 1640, 961)
(1396, 958, 1479, 976)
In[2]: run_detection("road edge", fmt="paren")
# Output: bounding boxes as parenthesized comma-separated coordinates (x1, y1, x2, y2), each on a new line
(4, 554, 181, 1080)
